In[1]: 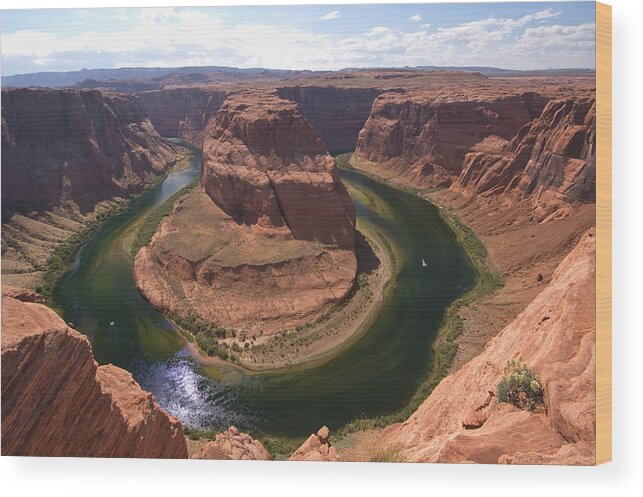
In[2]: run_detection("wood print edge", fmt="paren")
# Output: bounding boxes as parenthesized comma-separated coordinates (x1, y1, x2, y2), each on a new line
(595, 0, 612, 465)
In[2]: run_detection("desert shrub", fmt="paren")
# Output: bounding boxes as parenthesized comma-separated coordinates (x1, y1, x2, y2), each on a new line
(496, 357, 544, 412)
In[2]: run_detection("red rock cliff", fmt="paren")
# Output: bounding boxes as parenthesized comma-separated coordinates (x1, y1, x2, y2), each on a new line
(456, 98, 596, 219)
(134, 91, 357, 337)
(1, 88, 176, 214)
(276, 86, 382, 153)
(1, 286, 188, 458)
(202, 91, 356, 250)
(354, 90, 546, 187)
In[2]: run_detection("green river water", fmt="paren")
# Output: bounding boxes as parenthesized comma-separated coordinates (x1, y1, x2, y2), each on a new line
(52, 144, 476, 438)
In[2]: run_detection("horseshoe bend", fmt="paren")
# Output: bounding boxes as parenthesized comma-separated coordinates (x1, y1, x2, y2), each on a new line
(133, 91, 378, 369)
(1, 67, 599, 463)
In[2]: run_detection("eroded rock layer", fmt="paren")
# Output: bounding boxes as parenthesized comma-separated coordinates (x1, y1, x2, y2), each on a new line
(354, 91, 546, 188)
(135, 91, 357, 335)
(202, 91, 356, 249)
(1, 88, 176, 215)
(377, 229, 597, 465)
(1, 286, 188, 458)
(456, 98, 596, 219)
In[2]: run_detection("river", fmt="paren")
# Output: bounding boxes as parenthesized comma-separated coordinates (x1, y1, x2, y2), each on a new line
(52, 144, 476, 438)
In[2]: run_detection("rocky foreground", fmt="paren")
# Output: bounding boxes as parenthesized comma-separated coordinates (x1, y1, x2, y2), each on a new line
(134, 91, 357, 338)
(371, 229, 597, 464)
(1, 286, 188, 458)
(1, 285, 340, 460)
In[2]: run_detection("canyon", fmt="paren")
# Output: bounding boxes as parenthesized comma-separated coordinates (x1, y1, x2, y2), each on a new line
(1, 68, 598, 462)
(1, 88, 181, 290)
(1, 88, 177, 214)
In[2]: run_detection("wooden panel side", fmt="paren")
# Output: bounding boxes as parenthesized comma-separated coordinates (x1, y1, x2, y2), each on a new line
(595, 1, 612, 465)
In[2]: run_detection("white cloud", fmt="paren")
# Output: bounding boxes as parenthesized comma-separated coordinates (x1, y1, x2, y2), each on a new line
(366, 26, 393, 37)
(0, 8, 594, 74)
(409, 15, 422, 23)
(320, 10, 340, 21)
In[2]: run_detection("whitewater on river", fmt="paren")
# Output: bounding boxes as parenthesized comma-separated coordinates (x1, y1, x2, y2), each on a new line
(52, 144, 475, 438)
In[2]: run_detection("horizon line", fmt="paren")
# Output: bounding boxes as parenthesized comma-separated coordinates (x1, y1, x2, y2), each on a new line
(1, 63, 597, 79)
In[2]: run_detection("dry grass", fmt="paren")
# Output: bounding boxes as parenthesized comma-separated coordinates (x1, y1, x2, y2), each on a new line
(337, 430, 405, 463)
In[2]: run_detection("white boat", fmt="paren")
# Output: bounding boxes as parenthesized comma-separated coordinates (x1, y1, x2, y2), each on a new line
(109, 321, 115, 326)
(422, 258, 428, 267)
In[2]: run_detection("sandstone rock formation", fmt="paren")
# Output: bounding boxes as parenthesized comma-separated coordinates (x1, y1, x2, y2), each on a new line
(377, 229, 597, 464)
(202, 91, 356, 249)
(1, 286, 188, 458)
(138, 85, 380, 154)
(193, 427, 271, 460)
(289, 426, 339, 462)
(135, 91, 357, 336)
(1, 88, 176, 215)
(456, 98, 596, 219)
(354, 90, 547, 188)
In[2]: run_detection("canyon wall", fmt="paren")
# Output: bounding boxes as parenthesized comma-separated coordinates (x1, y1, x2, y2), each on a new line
(456, 97, 596, 219)
(377, 229, 596, 464)
(1, 286, 188, 458)
(276, 86, 382, 153)
(134, 91, 357, 337)
(353, 91, 547, 188)
(137, 87, 229, 145)
(137, 85, 381, 153)
(1, 88, 176, 215)
(352, 85, 596, 219)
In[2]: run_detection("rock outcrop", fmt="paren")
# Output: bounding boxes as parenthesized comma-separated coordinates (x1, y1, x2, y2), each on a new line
(1, 88, 176, 215)
(354, 90, 546, 188)
(135, 91, 357, 336)
(201, 91, 356, 249)
(456, 98, 596, 219)
(193, 427, 271, 460)
(377, 229, 597, 464)
(137, 87, 228, 145)
(289, 426, 339, 462)
(1, 286, 188, 458)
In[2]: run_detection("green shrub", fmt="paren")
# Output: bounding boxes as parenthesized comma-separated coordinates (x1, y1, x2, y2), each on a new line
(496, 357, 544, 412)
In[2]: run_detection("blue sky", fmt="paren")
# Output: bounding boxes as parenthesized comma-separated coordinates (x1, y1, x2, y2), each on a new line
(0, 2, 596, 75)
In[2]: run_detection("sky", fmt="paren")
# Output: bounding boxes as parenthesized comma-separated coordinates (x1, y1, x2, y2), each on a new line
(0, 2, 596, 76)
